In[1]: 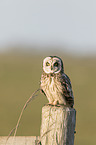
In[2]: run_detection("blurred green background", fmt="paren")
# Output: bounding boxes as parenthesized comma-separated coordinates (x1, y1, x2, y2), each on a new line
(0, 51, 96, 145)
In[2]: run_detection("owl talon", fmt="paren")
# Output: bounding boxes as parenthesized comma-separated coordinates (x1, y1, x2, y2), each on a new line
(56, 104, 64, 107)
(53, 100, 58, 106)
(45, 103, 54, 106)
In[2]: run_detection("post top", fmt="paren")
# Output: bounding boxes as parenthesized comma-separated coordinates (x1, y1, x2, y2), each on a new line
(42, 105, 76, 112)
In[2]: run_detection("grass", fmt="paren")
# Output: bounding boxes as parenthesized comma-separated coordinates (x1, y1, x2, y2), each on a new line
(0, 52, 96, 145)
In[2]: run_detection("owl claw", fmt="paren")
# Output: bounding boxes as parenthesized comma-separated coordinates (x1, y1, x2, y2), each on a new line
(45, 103, 54, 106)
(53, 100, 58, 105)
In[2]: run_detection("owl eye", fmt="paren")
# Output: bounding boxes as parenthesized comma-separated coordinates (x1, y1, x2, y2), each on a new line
(54, 62, 58, 67)
(46, 62, 50, 66)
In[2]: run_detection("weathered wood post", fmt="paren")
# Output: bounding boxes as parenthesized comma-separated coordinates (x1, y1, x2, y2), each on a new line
(0, 136, 40, 145)
(40, 105, 76, 145)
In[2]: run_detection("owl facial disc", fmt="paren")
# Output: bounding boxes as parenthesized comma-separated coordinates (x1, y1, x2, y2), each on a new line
(43, 56, 63, 74)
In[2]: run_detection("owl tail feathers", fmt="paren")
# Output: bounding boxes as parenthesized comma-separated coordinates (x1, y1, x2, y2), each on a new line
(5, 88, 40, 145)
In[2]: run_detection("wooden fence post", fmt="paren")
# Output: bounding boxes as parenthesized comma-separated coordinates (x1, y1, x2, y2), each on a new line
(40, 105, 76, 145)
(0, 136, 40, 145)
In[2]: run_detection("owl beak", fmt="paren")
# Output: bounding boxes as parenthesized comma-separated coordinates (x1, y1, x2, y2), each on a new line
(51, 66, 53, 70)
(50, 66, 54, 73)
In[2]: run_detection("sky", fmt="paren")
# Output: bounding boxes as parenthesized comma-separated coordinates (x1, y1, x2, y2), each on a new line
(0, 0, 96, 54)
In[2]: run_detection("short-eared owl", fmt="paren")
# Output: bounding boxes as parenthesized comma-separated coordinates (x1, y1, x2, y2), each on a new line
(40, 56, 74, 108)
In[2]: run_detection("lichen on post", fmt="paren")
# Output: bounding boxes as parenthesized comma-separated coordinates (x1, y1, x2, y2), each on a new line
(40, 105, 76, 145)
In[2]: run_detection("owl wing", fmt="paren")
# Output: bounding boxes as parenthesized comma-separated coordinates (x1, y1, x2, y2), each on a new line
(61, 73, 74, 107)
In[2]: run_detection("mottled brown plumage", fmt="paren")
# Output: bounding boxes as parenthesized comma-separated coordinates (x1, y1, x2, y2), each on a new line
(40, 56, 74, 107)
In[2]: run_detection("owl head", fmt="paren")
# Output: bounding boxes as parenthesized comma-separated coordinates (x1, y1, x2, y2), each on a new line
(43, 56, 64, 74)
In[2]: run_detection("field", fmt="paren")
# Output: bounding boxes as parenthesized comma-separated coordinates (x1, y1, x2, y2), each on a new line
(0, 52, 96, 145)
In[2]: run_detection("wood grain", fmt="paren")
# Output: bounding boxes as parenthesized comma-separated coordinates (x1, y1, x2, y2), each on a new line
(40, 105, 76, 145)
(0, 136, 39, 145)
